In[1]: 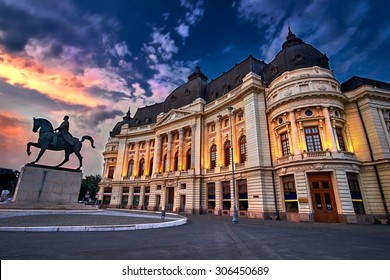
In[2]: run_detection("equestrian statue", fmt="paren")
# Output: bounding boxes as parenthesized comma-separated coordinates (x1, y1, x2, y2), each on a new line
(27, 116, 95, 171)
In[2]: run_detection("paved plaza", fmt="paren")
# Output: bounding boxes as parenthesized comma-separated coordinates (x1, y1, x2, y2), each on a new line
(0, 209, 390, 260)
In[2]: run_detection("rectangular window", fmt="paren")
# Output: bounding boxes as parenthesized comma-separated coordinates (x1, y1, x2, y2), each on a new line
(222, 181, 231, 210)
(134, 187, 141, 193)
(121, 195, 128, 206)
(156, 185, 161, 190)
(180, 183, 186, 189)
(207, 183, 215, 209)
(347, 173, 365, 214)
(304, 126, 322, 152)
(237, 179, 248, 210)
(122, 187, 129, 193)
(104, 187, 112, 193)
(336, 127, 346, 151)
(281, 132, 290, 156)
(107, 166, 115, 179)
(282, 175, 298, 212)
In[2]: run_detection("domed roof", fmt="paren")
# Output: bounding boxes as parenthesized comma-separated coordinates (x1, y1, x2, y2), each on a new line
(263, 28, 330, 85)
(109, 109, 132, 137)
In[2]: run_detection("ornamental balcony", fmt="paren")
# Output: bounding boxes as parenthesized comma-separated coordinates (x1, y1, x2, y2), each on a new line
(276, 150, 356, 165)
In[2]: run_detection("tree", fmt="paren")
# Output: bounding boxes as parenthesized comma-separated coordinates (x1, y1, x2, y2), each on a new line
(79, 174, 102, 201)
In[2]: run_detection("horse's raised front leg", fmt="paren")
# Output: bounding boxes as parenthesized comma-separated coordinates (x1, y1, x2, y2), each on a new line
(30, 148, 46, 164)
(27, 142, 40, 156)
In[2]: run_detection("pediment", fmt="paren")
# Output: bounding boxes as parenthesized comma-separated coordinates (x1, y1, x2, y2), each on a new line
(155, 109, 195, 127)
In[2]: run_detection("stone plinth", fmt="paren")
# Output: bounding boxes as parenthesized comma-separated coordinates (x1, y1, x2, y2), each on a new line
(10, 164, 83, 209)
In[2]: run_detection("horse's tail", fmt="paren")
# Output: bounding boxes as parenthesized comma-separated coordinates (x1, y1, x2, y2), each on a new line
(81, 135, 95, 149)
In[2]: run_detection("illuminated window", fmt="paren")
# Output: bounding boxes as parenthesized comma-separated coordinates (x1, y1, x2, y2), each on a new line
(224, 140, 231, 166)
(127, 159, 134, 177)
(336, 127, 346, 151)
(239, 136, 247, 163)
(107, 166, 115, 179)
(347, 173, 365, 214)
(186, 149, 191, 170)
(282, 175, 298, 212)
(149, 157, 154, 175)
(174, 151, 179, 171)
(238, 179, 248, 210)
(138, 158, 145, 176)
(304, 126, 322, 152)
(207, 183, 216, 209)
(210, 144, 217, 168)
(162, 154, 167, 172)
(281, 132, 290, 156)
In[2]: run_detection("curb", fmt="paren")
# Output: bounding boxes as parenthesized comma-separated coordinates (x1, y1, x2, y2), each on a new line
(0, 209, 187, 232)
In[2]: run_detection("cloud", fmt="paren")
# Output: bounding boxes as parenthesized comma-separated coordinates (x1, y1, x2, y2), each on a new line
(233, 0, 390, 81)
(175, 0, 204, 40)
(74, 105, 124, 131)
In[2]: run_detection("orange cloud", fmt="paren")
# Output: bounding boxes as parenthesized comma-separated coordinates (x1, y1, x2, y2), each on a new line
(0, 50, 103, 106)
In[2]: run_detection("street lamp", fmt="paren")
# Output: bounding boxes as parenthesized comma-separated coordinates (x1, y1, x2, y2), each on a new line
(228, 106, 238, 223)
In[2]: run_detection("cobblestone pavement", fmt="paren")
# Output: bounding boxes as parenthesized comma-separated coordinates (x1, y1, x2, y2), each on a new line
(0, 212, 390, 260)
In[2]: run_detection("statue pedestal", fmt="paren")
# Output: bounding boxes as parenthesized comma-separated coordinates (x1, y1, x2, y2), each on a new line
(10, 164, 83, 209)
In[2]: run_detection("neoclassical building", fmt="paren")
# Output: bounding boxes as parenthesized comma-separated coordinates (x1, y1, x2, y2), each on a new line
(99, 29, 390, 223)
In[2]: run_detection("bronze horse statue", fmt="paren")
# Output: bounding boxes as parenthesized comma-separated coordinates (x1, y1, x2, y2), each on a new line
(27, 118, 95, 170)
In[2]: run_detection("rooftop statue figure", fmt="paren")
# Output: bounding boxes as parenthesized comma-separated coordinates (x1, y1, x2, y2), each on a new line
(27, 116, 95, 171)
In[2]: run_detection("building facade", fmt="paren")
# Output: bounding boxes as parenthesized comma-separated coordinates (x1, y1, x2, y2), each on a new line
(99, 29, 390, 223)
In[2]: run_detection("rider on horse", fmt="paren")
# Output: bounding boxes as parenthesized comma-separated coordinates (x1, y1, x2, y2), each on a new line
(52, 116, 76, 146)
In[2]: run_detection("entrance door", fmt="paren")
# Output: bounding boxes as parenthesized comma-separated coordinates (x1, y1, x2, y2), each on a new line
(166, 187, 174, 211)
(308, 173, 339, 223)
(179, 195, 186, 212)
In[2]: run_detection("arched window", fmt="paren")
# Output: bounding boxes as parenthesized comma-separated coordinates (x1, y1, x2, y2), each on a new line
(138, 158, 145, 176)
(174, 151, 179, 171)
(224, 140, 231, 166)
(186, 149, 191, 170)
(149, 157, 154, 175)
(127, 159, 134, 177)
(162, 154, 167, 172)
(239, 136, 247, 163)
(210, 144, 217, 169)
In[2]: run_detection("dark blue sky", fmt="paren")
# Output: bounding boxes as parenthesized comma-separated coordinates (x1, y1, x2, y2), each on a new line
(1, 0, 390, 174)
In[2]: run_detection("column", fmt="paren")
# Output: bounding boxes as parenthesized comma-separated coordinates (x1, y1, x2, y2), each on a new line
(133, 142, 140, 176)
(153, 135, 162, 173)
(144, 140, 150, 176)
(204, 124, 210, 169)
(139, 185, 145, 209)
(323, 107, 337, 152)
(167, 131, 173, 171)
(215, 181, 222, 215)
(232, 113, 238, 162)
(191, 124, 196, 169)
(113, 138, 127, 180)
(216, 118, 222, 167)
(289, 110, 301, 157)
(178, 128, 184, 170)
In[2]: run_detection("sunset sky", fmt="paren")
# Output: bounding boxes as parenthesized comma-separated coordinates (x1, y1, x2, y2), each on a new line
(1, 0, 389, 176)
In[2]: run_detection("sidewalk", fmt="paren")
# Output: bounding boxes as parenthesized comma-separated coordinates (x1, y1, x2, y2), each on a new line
(0, 209, 187, 232)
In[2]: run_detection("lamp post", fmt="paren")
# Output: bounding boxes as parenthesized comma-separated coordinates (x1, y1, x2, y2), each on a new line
(228, 106, 238, 223)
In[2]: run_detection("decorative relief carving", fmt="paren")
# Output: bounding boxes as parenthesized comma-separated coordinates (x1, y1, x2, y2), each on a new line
(383, 109, 390, 132)
(313, 163, 325, 170)
(352, 164, 360, 171)
(284, 88, 293, 96)
(318, 84, 327, 91)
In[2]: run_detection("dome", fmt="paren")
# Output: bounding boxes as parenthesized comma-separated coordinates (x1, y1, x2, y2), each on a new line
(109, 109, 132, 137)
(264, 28, 330, 85)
